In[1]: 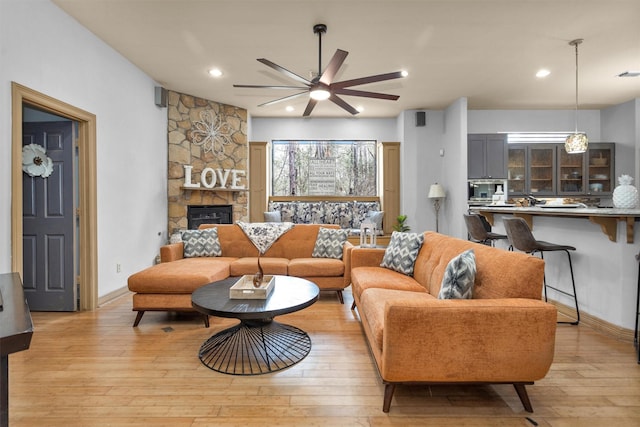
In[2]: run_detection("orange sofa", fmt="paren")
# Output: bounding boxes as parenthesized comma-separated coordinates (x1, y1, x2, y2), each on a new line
(128, 223, 353, 326)
(349, 231, 557, 413)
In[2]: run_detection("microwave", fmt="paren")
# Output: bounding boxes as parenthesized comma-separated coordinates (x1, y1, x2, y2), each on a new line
(468, 179, 507, 204)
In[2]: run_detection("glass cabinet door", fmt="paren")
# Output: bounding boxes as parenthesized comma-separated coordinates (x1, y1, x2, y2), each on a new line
(587, 143, 614, 195)
(528, 146, 555, 195)
(507, 145, 526, 196)
(558, 147, 585, 195)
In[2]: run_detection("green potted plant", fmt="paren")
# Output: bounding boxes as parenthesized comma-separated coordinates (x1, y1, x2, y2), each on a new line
(393, 214, 410, 232)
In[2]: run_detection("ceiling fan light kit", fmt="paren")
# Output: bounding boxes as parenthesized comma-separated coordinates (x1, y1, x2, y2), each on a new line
(234, 24, 406, 116)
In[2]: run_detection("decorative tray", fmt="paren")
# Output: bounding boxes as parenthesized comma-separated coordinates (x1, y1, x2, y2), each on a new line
(230, 275, 275, 299)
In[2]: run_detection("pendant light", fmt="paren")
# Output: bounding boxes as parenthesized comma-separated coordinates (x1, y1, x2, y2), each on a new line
(565, 39, 588, 154)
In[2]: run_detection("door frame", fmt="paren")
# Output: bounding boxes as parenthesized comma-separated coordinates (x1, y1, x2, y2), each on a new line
(11, 82, 98, 310)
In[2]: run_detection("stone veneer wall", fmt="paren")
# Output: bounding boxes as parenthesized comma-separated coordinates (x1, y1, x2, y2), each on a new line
(167, 91, 248, 234)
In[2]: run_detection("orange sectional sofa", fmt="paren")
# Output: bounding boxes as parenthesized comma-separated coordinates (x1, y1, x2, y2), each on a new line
(349, 231, 557, 413)
(127, 223, 353, 326)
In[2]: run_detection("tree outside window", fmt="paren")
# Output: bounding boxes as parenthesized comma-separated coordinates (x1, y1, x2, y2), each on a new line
(271, 140, 377, 196)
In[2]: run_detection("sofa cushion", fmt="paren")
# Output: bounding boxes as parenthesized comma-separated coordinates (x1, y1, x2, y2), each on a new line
(312, 227, 349, 259)
(288, 257, 345, 277)
(351, 266, 427, 299)
(229, 257, 289, 276)
(437, 249, 476, 299)
(127, 257, 234, 293)
(360, 288, 435, 351)
(182, 228, 222, 258)
(380, 231, 424, 276)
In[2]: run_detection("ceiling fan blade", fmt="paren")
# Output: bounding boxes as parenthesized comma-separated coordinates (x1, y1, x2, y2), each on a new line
(303, 99, 318, 117)
(257, 58, 311, 86)
(329, 94, 359, 115)
(319, 49, 348, 85)
(258, 92, 309, 107)
(234, 84, 308, 90)
(333, 88, 400, 100)
(333, 71, 406, 89)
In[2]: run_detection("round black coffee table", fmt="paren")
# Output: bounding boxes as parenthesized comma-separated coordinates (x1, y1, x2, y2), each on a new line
(191, 275, 319, 375)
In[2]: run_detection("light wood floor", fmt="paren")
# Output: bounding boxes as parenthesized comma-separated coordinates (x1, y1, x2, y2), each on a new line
(8, 288, 640, 426)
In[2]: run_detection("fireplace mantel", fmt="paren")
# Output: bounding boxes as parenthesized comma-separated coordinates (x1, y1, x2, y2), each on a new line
(181, 187, 248, 193)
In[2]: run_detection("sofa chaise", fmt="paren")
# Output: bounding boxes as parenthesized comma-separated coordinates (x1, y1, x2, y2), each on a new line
(127, 223, 353, 326)
(349, 231, 557, 413)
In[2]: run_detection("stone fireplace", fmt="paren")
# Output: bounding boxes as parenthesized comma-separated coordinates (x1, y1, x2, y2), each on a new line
(166, 91, 248, 234)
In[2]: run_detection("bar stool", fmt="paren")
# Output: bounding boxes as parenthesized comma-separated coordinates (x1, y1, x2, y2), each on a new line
(503, 217, 580, 325)
(463, 213, 508, 247)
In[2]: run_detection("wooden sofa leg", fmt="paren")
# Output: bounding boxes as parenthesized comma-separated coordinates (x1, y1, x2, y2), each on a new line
(513, 383, 533, 412)
(383, 383, 396, 413)
(336, 290, 344, 304)
(133, 311, 145, 327)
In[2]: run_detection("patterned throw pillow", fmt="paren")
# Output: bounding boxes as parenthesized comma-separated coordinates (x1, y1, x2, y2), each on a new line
(182, 228, 222, 258)
(380, 231, 424, 276)
(438, 249, 476, 299)
(312, 227, 349, 259)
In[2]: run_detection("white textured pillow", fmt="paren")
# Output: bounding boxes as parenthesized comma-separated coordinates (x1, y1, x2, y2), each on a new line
(182, 228, 222, 258)
(380, 231, 424, 276)
(438, 249, 476, 299)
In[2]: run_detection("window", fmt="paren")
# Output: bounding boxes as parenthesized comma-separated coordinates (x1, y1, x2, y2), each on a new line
(271, 140, 377, 196)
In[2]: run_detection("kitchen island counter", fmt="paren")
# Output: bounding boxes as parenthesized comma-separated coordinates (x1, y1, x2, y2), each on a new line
(468, 205, 639, 335)
(471, 205, 640, 243)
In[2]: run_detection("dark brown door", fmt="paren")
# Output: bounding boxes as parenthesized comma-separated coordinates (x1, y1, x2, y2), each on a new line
(22, 120, 76, 311)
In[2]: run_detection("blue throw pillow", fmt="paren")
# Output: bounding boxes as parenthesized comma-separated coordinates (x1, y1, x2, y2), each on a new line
(438, 249, 476, 299)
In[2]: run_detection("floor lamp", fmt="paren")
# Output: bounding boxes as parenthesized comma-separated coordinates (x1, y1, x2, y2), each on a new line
(428, 183, 446, 232)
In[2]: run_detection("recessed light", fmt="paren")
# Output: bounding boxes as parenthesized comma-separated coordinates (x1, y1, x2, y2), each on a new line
(356, 106, 364, 113)
(286, 106, 294, 112)
(401, 70, 409, 77)
(536, 69, 551, 78)
(208, 68, 223, 77)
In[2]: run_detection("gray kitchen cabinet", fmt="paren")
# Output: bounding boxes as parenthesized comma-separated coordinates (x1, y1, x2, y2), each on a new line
(467, 134, 507, 179)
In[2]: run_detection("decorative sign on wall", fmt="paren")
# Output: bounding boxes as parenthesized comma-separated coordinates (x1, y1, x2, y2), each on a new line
(189, 110, 232, 160)
(183, 165, 246, 190)
(308, 158, 336, 195)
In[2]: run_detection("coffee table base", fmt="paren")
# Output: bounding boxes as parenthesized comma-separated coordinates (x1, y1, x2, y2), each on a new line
(198, 319, 312, 375)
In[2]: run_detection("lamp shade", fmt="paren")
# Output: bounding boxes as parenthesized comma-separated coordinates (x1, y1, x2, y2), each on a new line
(565, 133, 588, 154)
(428, 183, 446, 199)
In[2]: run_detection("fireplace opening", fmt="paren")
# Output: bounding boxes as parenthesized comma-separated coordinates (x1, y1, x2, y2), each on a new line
(187, 205, 233, 229)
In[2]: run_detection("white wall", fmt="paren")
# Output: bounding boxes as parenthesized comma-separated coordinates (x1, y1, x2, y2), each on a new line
(0, 0, 168, 298)
(601, 100, 638, 182)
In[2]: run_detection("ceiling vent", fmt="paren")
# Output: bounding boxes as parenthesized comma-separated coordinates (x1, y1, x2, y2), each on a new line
(617, 71, 640, 77)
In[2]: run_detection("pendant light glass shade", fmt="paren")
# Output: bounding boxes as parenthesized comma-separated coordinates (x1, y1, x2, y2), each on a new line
(565, 132, 588, 153)
(565, 39, 588, 154)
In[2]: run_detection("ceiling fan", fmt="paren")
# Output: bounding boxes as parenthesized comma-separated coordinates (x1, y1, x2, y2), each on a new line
(233, 24, 406, 116)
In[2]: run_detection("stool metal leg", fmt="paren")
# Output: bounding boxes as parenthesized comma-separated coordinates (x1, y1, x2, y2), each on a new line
(536, 250, 580, 325)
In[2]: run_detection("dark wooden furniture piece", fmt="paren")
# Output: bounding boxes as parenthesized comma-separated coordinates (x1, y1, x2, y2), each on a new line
(0, 273, 34, 427)
(191, 275, 319, 375)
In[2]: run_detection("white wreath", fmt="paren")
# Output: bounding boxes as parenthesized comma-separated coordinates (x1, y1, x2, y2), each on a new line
(22, 144, 54, 178)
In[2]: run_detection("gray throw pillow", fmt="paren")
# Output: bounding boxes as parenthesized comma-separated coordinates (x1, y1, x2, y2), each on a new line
(263, 211, 282, 222)
(380, 231, 424, 276)
(312, 227, 349, 259)
(182, 228, 222, 258)
(366, 210, 384, 230)
(438, 249, 476, 299)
